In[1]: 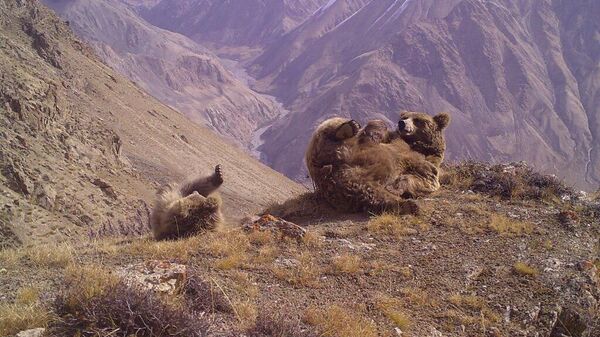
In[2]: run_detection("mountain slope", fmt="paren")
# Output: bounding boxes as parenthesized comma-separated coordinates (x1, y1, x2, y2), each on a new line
(139, 0, 329, 50)
(42, 0, 284, 148)
(249, 0, 599, 189)
(0, 0, 302, 246)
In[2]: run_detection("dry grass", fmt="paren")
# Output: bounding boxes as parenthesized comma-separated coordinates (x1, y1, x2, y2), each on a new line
(63, 264, 120, 302)
(124, 236, 201, 262)
(367, 213, 416, 238)
(215, 253, 247, 270)
(232, 300, 258, 330)
(303, 305, 377, 337)
(272, 251, 322, 287)
(247, 230, 274, 246)
(26, 242, 74, 268)
(446, 294, 502, 328)
(375, 295, 412, 330)
(302, 230, 324, 248)
(0, 286, 53, 336)
(399, 287, 437, 308)
(488, 214, 533, 235)
(331, 254, 362, 274)
(513, 262, 538, 276)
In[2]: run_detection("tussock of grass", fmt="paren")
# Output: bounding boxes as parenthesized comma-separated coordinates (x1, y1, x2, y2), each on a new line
(303, 305, 377, 337)
(232, 300, 258, 330)
(0, 286, 52, 336)
(367, 213, 416, 238)
(375, 295, 411, 330)
(441, 161, 573, 202)
(247, 230, 274, 246)
(488, 214, 533, 235)
(513, 262, 538, 276)
(27, 242, 74, 267)
(331, 254, 362, 274)
(0, 302, 52, 336)
(272, 251, 321, 287)
(446, 294, 502, 327)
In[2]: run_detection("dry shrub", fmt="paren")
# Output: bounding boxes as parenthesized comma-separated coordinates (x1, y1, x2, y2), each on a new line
(303, 305, 377, 337)
(182, 269, 232, 314)
(441, 161, 573, 202)
(272, 251, 321, 287)
(0, 286, 53, 336)
(51, 280, 208, 336)
(487, 214, 533, 235)
(374, 295, 411, 330)
(249, 311, 317, 337)
(331, 254, 362, 274)
(367, 213, 416, 238)
(513, 262, 538, 276)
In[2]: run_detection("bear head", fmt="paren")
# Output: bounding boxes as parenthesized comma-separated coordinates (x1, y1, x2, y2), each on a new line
(396, 111, 451, 165)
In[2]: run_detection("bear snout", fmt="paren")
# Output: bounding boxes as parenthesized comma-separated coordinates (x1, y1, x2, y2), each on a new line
(398, 119, 415, 134)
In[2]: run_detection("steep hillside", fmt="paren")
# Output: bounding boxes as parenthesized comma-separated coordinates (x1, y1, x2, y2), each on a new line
(0, 0, 302, 246)
(140, 0, 329, 50)
(42, 0, 284, 148)
(248, 0, 599, 189)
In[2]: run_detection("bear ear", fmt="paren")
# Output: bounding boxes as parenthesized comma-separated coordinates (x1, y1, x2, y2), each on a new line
(433, 112, 450, 130)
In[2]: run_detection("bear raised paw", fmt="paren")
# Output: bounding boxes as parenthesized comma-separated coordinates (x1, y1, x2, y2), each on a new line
(150, 165, 224, 240)
(305, 112, 450, 214)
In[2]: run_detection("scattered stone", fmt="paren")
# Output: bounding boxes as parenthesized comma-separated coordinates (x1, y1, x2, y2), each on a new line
(394, 327, 403, 336)
(16, 328, 45, 337)
(242, 214, 306, 239)
(274, 257, 299, 268)
(92, 178, 117, 199)
(118, 260, 187, 295)
(1, 159, 32, 195)
(33, 181, 56, 210)
(557, 210, 579, 230)
(334, 238, 376, 251)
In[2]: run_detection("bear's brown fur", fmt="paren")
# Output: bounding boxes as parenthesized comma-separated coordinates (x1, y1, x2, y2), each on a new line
(150, 165, 224, 240)
(305, 112, 450, 213)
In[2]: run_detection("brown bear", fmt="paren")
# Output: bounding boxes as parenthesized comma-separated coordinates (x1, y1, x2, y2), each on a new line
(150, 165, 224, 240)
(305, 112, 450, 213)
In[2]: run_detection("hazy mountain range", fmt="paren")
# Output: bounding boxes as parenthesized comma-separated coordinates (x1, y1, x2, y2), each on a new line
(44, 0, 599, 190)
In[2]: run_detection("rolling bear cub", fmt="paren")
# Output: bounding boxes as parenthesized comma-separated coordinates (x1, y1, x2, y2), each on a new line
(150, 165, 224, 240)
(305, 112, 450, 213)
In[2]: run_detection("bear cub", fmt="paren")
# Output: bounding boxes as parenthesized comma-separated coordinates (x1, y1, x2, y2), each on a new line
(150, 165, 224, 240)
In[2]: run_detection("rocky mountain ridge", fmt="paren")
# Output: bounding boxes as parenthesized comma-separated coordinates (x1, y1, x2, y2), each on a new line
(43, 0, 286, 149)
(0, 0, 302, 246)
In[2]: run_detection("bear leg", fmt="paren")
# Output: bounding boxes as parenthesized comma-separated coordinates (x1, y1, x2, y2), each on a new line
(334, 120, 361, 140)
(180, 164, 224, 197)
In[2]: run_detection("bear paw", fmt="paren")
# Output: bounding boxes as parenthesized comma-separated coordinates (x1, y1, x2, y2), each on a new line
(212, 164, 224, 185)
(335, 120, 361, 140)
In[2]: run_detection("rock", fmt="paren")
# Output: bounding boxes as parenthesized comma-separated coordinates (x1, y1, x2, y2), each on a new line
(92, 178, 117, 199)
(33, 181, 56, 210)
(274, 257, 299, 268)
(1, 159, 32, 195)
(118, 260, 187, 295)
(549, 307, 588, 337)
(242, 214, 306, 239)
(557, 210, 579, 230)
(16, 328, 45, 337)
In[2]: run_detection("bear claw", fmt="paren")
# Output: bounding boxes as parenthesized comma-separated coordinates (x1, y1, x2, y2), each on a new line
(213, 164, 224, 185)
(335, 120, 361, 140)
